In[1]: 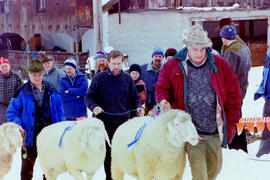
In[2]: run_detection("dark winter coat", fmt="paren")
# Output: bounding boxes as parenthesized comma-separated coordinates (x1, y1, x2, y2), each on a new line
(0, 70, 23, 105)
(155, 47, 242, 146)
(220, 38, 252, 99)
(58, 70, 88, 120)
(43, 66, 65, 90)
(140, 62, 160, 108)
(6, 80, 65, 147)
(254, 55, 270, 101)
(85, 69, 141, 122)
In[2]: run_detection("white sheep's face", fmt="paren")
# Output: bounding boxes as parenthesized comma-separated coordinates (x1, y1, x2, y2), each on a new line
(0, 123, 23, 152)
(167, 112, 199, 147)
(87, 129, 106, 152)
(181, 121, 199, 146)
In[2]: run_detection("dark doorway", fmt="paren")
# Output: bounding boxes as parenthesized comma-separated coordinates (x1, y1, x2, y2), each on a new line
(203, 19, 267, 67)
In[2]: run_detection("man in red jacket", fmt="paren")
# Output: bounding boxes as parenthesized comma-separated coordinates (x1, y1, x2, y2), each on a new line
(155, 24, 242, 180)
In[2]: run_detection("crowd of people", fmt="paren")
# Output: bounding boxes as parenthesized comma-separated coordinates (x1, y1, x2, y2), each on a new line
(0, 18, 269, 180)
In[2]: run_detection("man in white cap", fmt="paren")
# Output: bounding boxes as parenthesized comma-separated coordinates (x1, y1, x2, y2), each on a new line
(155, 24, 242, 180)
(58, 57, 88, 120)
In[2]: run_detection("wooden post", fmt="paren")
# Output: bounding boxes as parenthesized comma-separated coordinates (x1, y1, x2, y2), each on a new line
(93, 0, 103, 52)
(118, 0, 121, 24)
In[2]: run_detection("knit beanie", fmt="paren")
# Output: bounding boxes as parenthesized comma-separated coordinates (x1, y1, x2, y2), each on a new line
(220, 25, 237, 40)
(183, 24, 212, 48)
(94, 50, 107, 59)
(152, 47, 164, 57)
(0, 57, 10, 65)
(165, 48, 177, 58)
(129, 64, 141, 75)
(64, 57, 77, 69)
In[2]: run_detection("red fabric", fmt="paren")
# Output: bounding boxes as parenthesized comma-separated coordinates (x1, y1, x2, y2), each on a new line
(0, 57, 10, 65)
(136, 80, 147, 105)
(155, 54, 242, 144)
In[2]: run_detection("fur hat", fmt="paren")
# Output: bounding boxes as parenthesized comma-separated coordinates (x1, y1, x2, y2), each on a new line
(26, 58, 45, 73)
(0, 57, 10, 65)
(220, 25, 237, 40)
(64, 57, 77, 69)
(183, 24, 212, 48)
(94, 50, 107, 59)
(152, 47, 164, 57)
(165, 48, 177, 58)
(129, 64, 141, 75)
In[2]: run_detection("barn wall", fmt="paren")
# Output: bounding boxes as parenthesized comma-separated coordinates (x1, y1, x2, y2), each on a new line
(0, 0, 93, 42)
(108, 11, 191, 65)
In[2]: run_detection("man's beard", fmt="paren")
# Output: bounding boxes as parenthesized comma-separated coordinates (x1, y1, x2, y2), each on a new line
(98, 64, 107, 71)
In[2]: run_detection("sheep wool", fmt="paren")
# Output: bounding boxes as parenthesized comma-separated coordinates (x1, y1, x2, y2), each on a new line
(37, 118, 110, 180)
(0, 122, 23, 179)
(111, 109, 200, 180)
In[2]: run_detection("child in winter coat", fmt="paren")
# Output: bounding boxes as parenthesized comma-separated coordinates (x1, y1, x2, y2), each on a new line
(129, 64, 147, 105)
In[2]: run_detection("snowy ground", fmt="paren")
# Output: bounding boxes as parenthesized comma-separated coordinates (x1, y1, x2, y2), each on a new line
(4, 66, 270, 180)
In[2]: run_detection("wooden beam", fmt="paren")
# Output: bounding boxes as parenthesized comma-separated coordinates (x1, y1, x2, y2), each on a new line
(93, 0, 103, 51)
(102, 0, 119, 12)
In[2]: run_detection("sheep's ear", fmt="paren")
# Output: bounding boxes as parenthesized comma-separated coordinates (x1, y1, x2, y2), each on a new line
(167, 122, 181, 147)
(103, 129, 111, 147)
(80, 130, 88, 152)
(1, 126, 10, 152)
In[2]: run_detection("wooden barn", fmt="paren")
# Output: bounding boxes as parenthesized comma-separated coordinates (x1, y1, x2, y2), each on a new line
(0, 0, 94, 78)
(105, 0, 270, 66)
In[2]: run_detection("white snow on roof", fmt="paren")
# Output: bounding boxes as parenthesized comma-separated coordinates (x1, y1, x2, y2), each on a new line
(102, 0, 111, 6)
(151, 3, 240, 11)
(177, 3, 240, 11)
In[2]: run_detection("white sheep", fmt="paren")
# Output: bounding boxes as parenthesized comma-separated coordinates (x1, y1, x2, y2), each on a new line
(111, 109, 199, 180)
(0, 122, 23, 180)
(36, 117, 110, 180)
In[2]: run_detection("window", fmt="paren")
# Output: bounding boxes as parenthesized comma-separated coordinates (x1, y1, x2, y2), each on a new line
(36, 0, 46, 13)
(0, 1, 4, 13)
(0, 0, 9, 13)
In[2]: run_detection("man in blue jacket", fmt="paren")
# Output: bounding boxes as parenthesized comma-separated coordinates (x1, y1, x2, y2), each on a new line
(141, 47, 164, 115)
(254, 49, 270, 158)
(6, 58, 65, 180)
(58, 57, 88, 120)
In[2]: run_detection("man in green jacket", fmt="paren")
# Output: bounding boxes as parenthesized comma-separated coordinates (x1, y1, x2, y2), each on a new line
(220, 25, 252, 100)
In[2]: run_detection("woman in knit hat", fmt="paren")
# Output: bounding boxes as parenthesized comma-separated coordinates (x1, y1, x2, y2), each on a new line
(0, 57, 23, 124)
(129, 64, 147, 106)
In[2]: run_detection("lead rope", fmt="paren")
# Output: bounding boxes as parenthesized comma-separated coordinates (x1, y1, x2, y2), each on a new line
(22, 130, 27, 159)
(188, 143, 193, 166)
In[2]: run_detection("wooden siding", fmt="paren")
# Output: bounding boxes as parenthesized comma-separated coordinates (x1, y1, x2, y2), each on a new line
(0, 50, 89, 78)
(0, 0, 93, 42)
(126, 0, 270, 10)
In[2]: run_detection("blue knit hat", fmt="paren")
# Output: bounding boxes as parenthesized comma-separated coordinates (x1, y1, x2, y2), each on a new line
(152, 47, 164, 57)
(220, 25, 237, 40)
(64, 57, 77, 69)
(94, 50, 107, 59)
